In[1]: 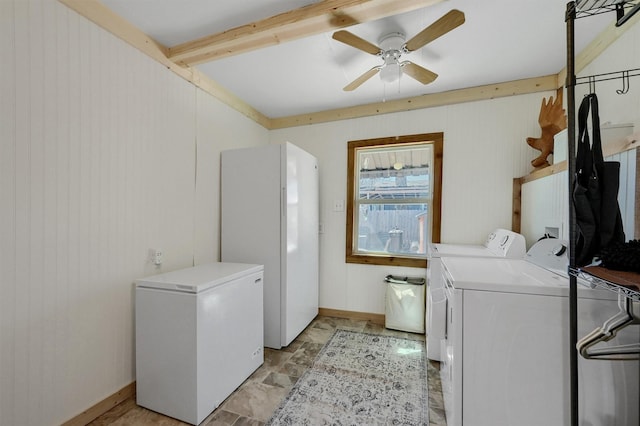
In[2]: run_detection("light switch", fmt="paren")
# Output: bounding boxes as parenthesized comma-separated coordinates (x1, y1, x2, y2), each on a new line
(333, 199, 345, 212)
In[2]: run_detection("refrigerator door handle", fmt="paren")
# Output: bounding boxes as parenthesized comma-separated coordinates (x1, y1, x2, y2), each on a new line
(444, 297, 449, 339)
(282, 187, 286, 216)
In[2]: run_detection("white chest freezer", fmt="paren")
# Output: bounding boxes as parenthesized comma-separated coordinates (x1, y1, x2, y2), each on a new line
(135, 262, 264, 425)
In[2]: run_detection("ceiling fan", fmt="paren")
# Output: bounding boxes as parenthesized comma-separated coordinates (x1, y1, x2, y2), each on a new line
(332, 9, 465, 91)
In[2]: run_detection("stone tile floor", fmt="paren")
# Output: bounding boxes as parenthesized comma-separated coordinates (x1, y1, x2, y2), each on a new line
(89, 316, 446, 426)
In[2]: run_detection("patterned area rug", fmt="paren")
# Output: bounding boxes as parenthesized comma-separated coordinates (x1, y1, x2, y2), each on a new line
(266, 329, 428, 426)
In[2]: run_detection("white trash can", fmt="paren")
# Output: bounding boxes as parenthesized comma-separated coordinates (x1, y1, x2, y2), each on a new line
(384, 275, 426, 334)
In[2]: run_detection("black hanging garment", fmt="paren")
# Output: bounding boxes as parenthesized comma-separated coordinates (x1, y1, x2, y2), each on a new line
(572, 93, 625, 266)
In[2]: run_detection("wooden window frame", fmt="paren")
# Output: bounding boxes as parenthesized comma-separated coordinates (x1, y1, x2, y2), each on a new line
(346, 133, 443, 268)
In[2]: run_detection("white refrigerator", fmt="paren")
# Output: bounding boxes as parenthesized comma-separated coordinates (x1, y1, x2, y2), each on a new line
(221, 142, 319, 349)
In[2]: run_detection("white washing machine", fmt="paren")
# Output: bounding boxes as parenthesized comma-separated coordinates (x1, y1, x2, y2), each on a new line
(426, 228, 526, 360)
(440, 239, 639, 426)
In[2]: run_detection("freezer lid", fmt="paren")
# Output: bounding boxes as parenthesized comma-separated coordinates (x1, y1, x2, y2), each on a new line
(135, 262, 263, 293)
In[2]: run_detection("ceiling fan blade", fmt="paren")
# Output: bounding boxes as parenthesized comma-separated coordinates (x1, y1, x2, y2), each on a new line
(404, 9, 465, 52)
(332, 30, 382, 55)
(402, 62, 438, 85)
(343, 67, 381, 91)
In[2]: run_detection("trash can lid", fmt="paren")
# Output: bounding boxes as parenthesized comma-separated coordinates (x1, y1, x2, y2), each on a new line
(384, 274, 426, 285)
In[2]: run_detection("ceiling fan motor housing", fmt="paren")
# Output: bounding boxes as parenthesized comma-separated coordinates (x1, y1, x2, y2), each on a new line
(378, 32, 406, 52)
(378, 32, 405, 82)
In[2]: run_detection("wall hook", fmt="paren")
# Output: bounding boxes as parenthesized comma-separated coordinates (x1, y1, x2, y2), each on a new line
(588, 75, 596, 94)
(616, 70, 630, 95)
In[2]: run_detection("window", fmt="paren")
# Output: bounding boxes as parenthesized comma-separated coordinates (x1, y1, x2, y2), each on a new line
(346, 133, 442, 267)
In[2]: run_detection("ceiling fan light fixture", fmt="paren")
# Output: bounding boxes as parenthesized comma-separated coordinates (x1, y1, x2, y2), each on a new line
(380, 60, 402, 83)
(378, 33, 405, 84)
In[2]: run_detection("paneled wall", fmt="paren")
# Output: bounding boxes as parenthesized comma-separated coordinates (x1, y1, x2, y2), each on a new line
(520, 149, 636, 249)
(0, 1, 267, 424)
(194, 90, 270, 265)
(520, 171, 569, 245)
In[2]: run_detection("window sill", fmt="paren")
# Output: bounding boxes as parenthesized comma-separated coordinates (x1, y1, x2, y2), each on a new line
(346, 254, 427, 268)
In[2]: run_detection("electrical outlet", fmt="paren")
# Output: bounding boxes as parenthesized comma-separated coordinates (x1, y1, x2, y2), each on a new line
(150, 249, 163, 265)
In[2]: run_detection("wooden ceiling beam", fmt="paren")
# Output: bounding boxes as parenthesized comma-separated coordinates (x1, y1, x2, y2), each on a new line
(270, 75, 559, 129)
(167, 0, 444, 66)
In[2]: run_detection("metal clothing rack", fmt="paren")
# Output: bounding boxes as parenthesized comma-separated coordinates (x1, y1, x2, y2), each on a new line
(573, 0, 640, 22)
(571, 268, 640, 301)
(577, 68, 640, 94)
(565, 1, 640, 425)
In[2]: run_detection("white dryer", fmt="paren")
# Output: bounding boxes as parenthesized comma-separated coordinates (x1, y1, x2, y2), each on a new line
(426, 228, 526, 360)
(440, 239, 639, 426)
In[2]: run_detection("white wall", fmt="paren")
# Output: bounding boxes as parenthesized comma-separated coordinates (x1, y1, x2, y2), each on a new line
(0, 1, 267, 424)
(270, 92, 549, 313)
(520, 150, 636, 249)
(194, 90, 270, 265)
(575, 18, 640, 126)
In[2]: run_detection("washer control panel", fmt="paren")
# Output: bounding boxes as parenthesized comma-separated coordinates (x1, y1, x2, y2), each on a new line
(525, 239, 569, 275)
(484, 228, 526, 258)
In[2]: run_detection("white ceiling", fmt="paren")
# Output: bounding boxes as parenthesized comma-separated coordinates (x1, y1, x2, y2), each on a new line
(100, 0, 612, 118)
